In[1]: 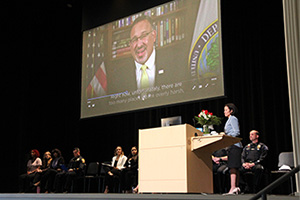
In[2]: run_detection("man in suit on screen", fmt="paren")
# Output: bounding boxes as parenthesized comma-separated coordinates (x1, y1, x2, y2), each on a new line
(110, 15, 189, 92)
(129, 15, 159, 89)
(108, 13, 196, 95)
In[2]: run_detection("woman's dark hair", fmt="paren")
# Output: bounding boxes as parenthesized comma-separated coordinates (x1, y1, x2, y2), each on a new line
(130, 146, 138, 155)
(225, 103, 238, 115)
(51, 148, 62, 157)
(129, 146, 138, 161)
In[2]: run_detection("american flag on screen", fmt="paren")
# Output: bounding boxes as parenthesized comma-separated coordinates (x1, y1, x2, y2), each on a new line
(86, 62, 107, 98)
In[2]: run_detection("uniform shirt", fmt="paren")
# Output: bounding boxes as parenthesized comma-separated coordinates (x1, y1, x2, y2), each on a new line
(68, 155, 86, 172)
(241, 142, 268, 165)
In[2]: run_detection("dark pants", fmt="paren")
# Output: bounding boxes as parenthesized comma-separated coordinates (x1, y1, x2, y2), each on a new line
(240, 164, 264, 193)
(213, 164, 229, 193)
(123, 168, 138, 191)
(54, 170, 81, 192)
(42, 168, 58, 192)
(32, 170, 48, 192)
(19, 173, 36, 193)
(64, 171, 78, 192)
(54, 171, 66, 192)
(104, 167, 122, 192)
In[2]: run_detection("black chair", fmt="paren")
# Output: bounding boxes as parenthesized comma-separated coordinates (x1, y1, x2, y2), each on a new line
(98, 164, 107, 193)
(271, 152, 295, 194)
(83, 162, 100, 192)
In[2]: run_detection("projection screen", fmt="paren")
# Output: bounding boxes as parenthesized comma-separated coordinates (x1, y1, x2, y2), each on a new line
(81, 0, 224, 118)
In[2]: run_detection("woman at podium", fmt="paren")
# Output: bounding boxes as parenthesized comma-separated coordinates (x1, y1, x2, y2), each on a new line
(224, 103, 243, 194)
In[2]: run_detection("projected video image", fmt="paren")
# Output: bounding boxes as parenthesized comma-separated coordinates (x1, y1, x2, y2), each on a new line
(81, 0, 224, 118)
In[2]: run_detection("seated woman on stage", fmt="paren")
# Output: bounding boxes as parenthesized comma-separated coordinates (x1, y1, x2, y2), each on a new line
(123, 146, 138, 193)
(32, 151, 52, 190)
(19, 149, 42, 193)
(104, 146, 127, 193)
(41, 148, 65, 193)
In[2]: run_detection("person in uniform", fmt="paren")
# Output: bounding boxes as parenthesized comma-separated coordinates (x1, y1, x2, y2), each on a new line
(241, 130, 268, 193)
(54, 147, 86, 193)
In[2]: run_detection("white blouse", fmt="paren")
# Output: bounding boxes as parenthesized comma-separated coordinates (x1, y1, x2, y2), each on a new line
(27, 158, 42, 172)
(111, 155, 127, 170)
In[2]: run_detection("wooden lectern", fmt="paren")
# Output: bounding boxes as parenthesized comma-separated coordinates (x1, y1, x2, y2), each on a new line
(138, 124, 241, 193)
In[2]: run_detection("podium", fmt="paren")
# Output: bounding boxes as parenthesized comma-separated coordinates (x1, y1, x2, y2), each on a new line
(138, 124, 241, 193)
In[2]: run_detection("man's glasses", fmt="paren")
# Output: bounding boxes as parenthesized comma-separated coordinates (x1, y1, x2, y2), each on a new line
(130, 30, 153, 45)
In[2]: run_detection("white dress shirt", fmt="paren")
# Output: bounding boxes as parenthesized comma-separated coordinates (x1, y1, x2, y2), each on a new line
(135, 48, 156, 89)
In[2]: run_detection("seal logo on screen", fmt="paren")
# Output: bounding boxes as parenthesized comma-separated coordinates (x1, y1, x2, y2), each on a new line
(189, 20, 220, 80)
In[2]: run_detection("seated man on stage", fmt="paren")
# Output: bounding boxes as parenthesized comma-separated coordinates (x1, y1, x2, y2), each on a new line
(240, 130, 268, 193)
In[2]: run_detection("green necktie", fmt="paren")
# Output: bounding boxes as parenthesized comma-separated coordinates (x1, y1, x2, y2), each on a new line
(140, 65, 149, 88)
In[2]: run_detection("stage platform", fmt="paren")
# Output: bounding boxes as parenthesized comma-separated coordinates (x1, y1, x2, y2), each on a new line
(0, 193, 298, 200)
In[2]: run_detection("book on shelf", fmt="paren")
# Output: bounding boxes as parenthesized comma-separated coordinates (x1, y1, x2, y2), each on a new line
(111, 0, 185, 30)
(155, 16, 185, 48)
(110, 0, 186, 59)
(111, 16, 185, 59)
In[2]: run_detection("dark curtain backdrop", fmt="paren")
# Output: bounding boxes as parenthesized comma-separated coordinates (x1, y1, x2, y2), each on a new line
(3, 0, 292, 193)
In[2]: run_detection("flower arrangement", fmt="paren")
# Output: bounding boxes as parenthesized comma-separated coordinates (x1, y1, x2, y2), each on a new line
(194, 110, 222, 126)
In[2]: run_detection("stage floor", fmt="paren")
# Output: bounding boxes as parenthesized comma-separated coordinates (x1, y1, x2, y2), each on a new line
(0, 193, 299, 200)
